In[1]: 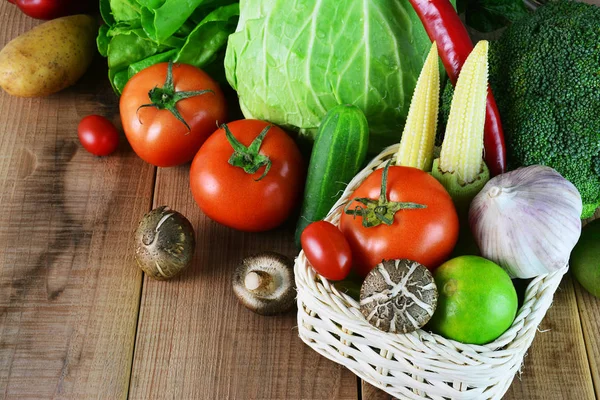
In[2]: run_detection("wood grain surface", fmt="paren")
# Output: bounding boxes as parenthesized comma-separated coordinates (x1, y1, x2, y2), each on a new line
(576, 282, 600, 400)
(0, 2, 599, 400)
(128, 167, 357, 400)
(0, 5, 154, 399)
(575, 212, 600, 400)
(503, 274, 596, 400)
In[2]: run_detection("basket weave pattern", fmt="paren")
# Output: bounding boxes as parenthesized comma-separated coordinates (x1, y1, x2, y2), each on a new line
(295, 144, 567, 400)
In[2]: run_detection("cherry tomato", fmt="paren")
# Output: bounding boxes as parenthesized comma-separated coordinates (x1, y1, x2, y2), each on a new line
(190, 120, 304, 232)
(120, 62, 227, 167)
(301, 221, 352, 281)
(11, 0, 93, 20)
(340, 165, 459, 277)
(77, 115, 119, 156)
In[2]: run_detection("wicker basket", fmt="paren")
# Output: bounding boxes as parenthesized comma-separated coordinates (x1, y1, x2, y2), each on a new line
(295, 144, 567, 400)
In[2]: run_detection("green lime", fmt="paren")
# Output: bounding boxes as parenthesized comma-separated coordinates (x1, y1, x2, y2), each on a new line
(571, 219, 600, 298)
(427, 255, 518, 345)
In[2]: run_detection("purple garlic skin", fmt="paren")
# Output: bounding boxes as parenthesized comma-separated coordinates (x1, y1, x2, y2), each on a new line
(469, 165, 582, 279)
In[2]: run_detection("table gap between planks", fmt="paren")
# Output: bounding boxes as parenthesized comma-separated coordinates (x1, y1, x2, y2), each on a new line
(0, 3, 598, 399)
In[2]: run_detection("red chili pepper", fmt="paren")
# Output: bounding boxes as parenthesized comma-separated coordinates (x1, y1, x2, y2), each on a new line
(408, 0, 506, 176)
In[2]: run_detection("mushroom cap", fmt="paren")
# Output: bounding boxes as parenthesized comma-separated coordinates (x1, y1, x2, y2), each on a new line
(134, 206, 195, 280)
(360, 259, 438, 334)
(232, 252, 295, 315)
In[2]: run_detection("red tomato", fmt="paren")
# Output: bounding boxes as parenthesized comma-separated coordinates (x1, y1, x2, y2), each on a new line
(77, 115, 119, 156)
(301, 221, 352, 281)
(120, 62, 226, 167)
(12, 0, 92, 20)
(340, 165, 459, 277)
(190, 120, 304, 232)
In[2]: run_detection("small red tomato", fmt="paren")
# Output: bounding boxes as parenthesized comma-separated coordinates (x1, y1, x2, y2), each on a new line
(301, 221, 352, 281)
(77, 115, 119, 156)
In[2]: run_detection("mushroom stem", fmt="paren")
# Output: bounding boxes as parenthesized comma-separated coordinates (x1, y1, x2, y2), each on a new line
(233, 252, 295, 315)
(244, 270, 273, 292)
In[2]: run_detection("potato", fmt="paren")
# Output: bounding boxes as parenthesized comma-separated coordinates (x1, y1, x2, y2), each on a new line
(0, 15, 96, 97)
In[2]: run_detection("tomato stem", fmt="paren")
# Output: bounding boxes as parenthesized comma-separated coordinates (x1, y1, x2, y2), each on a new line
(223, 123, 272, 181)
(137, 61, 214, 132)
(344, 161, 427, 228)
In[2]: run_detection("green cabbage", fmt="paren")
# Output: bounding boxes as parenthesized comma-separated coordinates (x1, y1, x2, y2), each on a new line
(224, 0, 434, 152)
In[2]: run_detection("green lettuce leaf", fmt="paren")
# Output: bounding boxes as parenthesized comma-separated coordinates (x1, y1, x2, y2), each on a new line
(175, 4, 239, 66)
(109, 69, 130, 94)
(109, 0, 142, 22)
(97, 24, 110, 57)
(140, 0, 218, 44)
(128, 49, 179, 79)
(100, 0, 116, 26)
(99, 0, 239, 95)
(106, 21, 142, 37)
(107, 29, 168, 70)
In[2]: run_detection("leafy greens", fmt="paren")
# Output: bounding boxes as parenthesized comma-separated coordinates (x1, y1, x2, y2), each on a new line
(224, 0, 435, 153)
(98, 0, 239, 94)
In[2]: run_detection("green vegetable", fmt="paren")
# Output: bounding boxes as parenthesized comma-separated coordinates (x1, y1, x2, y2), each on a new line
(98, 0, 239, 94)
(487, 0, 600, 219)
(571, 219, 600, 299)
(432, 40, 490, 218)
(224, 0, 440, 154)
(294, 105, 369, 247)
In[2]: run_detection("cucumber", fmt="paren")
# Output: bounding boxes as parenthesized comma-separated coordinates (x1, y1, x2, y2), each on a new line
(295, 104, 369, 248)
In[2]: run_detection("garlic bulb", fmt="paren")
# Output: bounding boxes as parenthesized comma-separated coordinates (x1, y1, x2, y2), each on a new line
(469, 165, 582, 279)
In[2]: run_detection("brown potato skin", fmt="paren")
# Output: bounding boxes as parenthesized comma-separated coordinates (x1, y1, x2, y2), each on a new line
(0, 15, 96, 97)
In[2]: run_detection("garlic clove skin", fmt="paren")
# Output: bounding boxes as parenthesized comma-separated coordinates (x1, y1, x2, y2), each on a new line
(469, 165, 583, 279)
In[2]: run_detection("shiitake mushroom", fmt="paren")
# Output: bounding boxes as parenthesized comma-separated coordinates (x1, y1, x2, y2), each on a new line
(360, 259, 438, 334)
(232, 252, 295, 315)
(134, 206, 195, 280)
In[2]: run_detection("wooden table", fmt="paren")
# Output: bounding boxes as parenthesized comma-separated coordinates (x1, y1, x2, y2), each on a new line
(0, 4, 598, 399)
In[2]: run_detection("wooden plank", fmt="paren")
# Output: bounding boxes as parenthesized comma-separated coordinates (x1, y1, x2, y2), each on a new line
(362, 382, 392, 400)
(0, 6, 155, 398)
(129, 165, 358, 400)
(575, 280, 600, 400)
(574, 209, 600, 400)
(504, 274, 595, 400)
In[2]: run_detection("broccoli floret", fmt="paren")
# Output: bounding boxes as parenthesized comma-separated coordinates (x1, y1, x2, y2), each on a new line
(489, 0, 600, 218)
